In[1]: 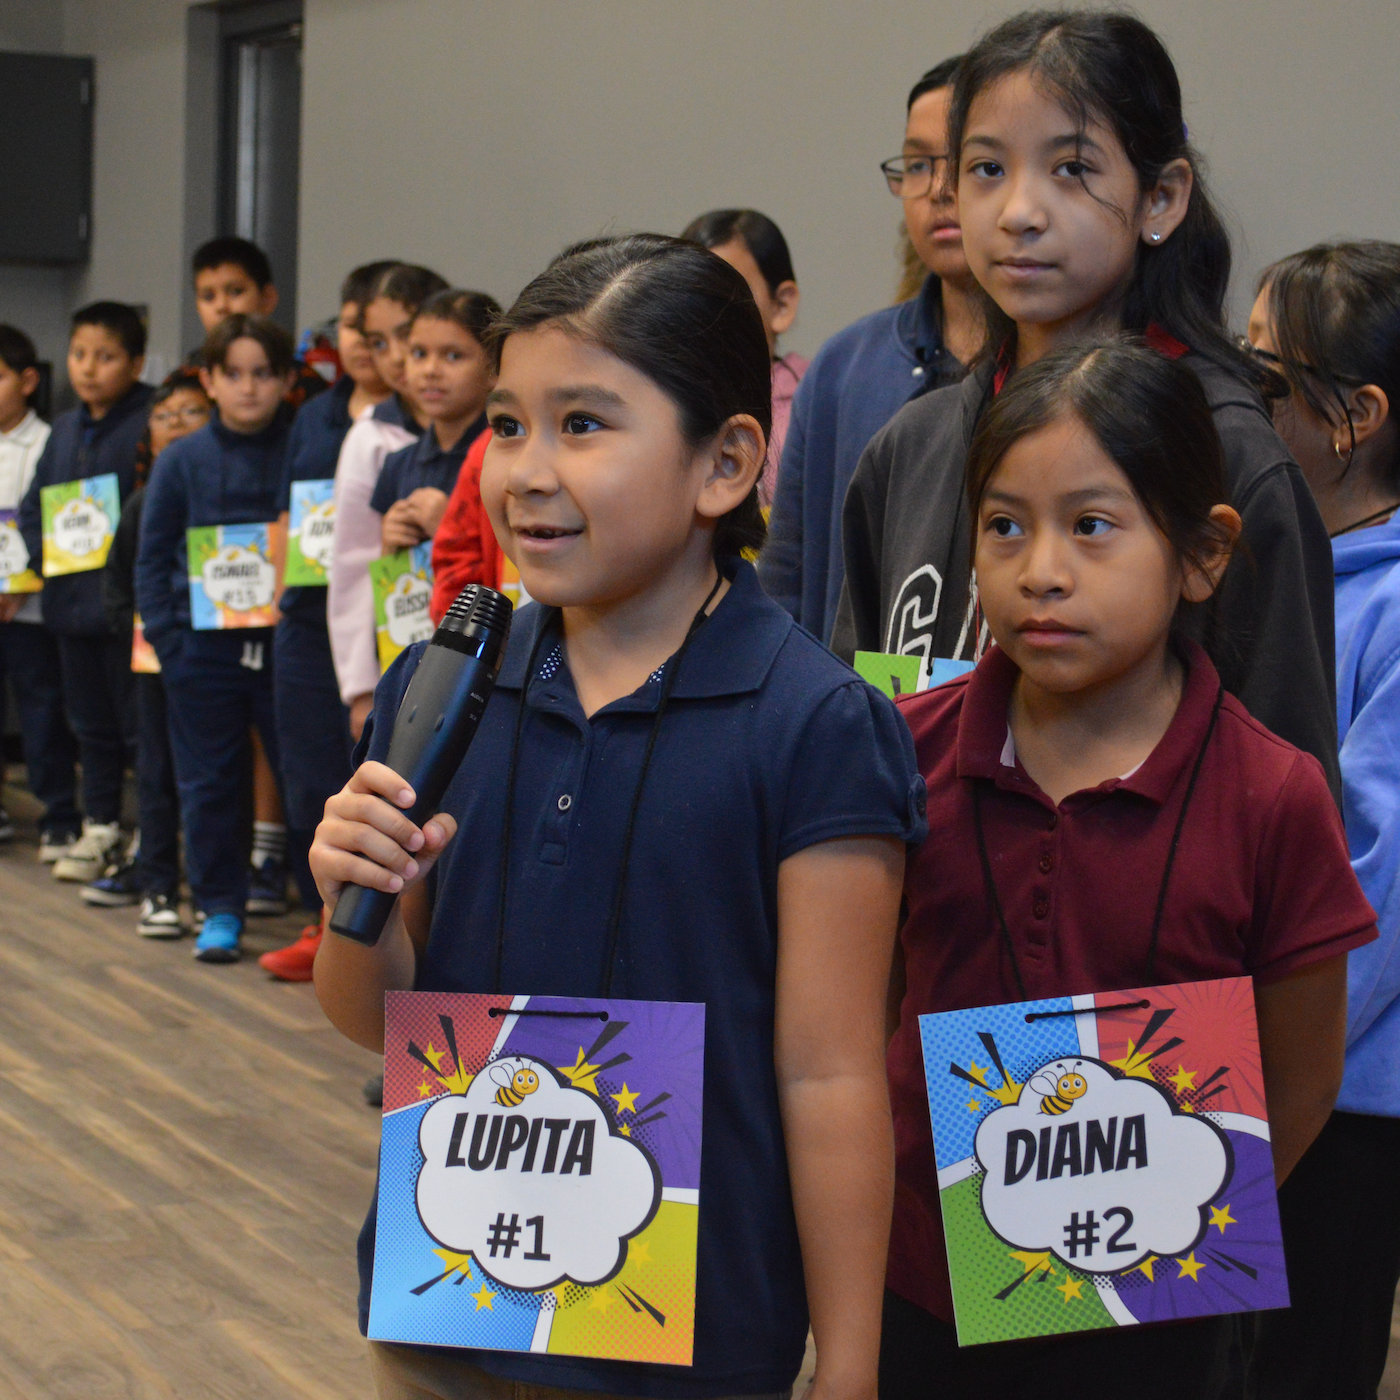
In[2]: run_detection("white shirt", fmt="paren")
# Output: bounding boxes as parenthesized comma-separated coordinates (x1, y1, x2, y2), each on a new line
(0, 410, 50, 623)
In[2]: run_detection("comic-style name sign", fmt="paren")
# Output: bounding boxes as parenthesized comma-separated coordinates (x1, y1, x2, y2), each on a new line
(418, 1055, 660, 1292)
(978, 1057, 1229, 1274)
(370, 544, 434, 669)
(284, 479, 335, 586)
(187, 523, 277, 628)
(0, 509, 40, 593)
(372, 993, 703, 1366)
(919, 978, 1287, 1346)
(853, 650, 974, 701)
(41, 474, 120, 576)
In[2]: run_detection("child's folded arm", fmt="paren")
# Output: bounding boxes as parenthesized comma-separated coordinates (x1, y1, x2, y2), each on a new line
(15, 432, 53, 566)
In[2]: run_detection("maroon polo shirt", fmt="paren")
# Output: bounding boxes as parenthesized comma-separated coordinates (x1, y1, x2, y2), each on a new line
(886, 640, 1376, 1323)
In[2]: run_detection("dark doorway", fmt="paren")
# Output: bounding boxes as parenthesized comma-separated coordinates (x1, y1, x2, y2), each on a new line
(217, 1, 303, 336)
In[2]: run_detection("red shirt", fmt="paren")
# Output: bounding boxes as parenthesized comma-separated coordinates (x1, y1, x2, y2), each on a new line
(429, 431, 501, 624)
(887, 641, 1376, 1322)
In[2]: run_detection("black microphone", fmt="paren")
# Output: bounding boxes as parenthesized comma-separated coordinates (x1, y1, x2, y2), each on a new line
(330, 584, 514, 945)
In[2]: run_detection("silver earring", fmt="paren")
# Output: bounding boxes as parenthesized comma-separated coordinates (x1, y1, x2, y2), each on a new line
(1149, 231, 1163, 243)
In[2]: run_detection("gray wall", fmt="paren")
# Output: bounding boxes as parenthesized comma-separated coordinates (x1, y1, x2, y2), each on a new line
(5, 0, 1400, 380)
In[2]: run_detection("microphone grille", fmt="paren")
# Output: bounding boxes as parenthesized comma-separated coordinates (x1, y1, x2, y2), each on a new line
(439, 584, 514, 641)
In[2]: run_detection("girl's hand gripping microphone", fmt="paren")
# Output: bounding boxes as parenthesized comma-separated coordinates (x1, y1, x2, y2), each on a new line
(329, 584, 513, 945)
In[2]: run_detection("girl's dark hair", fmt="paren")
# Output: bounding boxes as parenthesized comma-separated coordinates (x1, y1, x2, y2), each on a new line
(136, 368, 208, 487)
(201, 313, 295, 376)
(949, 11, 1264, 390)
(967, 337, 1234, 589)
(413, 288, 503, 345)
(489, 234, 772, 559)
(340, 260, 401, 310)
(680, 209, 796, 298)
(370, 263, 449, 317)
(907, 54, 963, 111)
(1262, 241, 1400, 490)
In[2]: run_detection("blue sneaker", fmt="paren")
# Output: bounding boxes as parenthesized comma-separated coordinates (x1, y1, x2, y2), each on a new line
(194, 912, 242, 964)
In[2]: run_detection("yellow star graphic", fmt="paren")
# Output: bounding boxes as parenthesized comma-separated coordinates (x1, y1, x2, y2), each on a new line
(418, 1082, 433, 1098)
(588, 1289, 612, 1312)
(471, 1283, 497, 1311)
(1009, 1250, 1055, 1279)
(423, 1041, 445, 1072)
(1176, 1253, 1205, 1282)
(1169, 1063, 1197, 1094)
(432, 1248, 474, 1280)
(1056, 1277, 1083, 1302)
(1209, 1204, 1236, 1234)
(1181, 1101, 1196, 1113)
(559, 1048, 602, 1095)
(1108, 1040, 1158, 1080)
(1128, 1256, 1156, 1282)
(967, 1098, 982, 1114)
(619, 1123, 631, 1136)
(630, 1240, 652, 1266)
(965, 1060, 990, 1087)
(611, 1083, 640, 1114)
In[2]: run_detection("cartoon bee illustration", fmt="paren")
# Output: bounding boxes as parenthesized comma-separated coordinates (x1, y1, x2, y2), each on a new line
(489, 1058, 541, 1108)
(1031, 1064, 1089, 1116)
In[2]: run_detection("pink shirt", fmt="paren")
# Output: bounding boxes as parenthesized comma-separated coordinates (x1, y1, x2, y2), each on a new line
(327, 414, 415, 705)
(762, 353, 809, 508)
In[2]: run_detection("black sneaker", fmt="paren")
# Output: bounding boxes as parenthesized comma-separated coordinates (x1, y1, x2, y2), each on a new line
(137, 893, 186, 938)
(246, 858, 288, 916)
(81, 859, 143, 907)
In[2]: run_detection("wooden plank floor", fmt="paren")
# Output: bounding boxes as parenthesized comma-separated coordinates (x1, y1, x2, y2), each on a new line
(0, 783, 381, 1399)
(0, 780, 1394, 1398)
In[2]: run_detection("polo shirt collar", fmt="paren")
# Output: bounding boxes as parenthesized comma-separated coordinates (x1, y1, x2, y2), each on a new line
(0, 410, 41, 446)
(496, 558, 792, 705)
(956, 638, 1224, 807)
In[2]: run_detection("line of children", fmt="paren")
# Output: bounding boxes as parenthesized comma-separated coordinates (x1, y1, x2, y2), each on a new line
(2, 19, 1397, 1392)
(260, 260, 398, 982)
(830, 11, 1342, 802)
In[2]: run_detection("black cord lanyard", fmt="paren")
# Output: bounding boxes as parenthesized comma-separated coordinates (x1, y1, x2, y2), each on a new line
(491, 572, 726, 997)
(1329, 502, 1400, 538)
(970, 683, 1224, 1001)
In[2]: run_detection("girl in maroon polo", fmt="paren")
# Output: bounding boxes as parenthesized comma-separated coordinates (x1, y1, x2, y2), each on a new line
(883, 340, 1376, 1399)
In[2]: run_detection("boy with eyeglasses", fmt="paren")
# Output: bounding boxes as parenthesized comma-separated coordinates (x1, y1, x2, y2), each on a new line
(759, 57, 980, 643)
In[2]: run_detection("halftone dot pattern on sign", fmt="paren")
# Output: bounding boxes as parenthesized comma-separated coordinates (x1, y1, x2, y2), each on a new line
(920, 997, 1086, 1170)
(941, 1174, 1116, 1345)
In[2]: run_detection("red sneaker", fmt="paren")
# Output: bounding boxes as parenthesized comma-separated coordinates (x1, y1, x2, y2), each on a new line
(258, 926, 322, 981)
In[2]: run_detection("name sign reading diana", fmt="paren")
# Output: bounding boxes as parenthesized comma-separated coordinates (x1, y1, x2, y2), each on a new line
(918, 977, 1287, 1346)
(371, 992, 704, 1365)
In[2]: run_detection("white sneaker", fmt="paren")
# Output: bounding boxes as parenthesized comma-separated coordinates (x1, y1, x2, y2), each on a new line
(52, 821, 125, 883)
(39, 830, 78, 864)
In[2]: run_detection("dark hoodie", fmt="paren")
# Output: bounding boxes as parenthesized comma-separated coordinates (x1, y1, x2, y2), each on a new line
(18, 382, 155, 636)
(832, 353, 1342, 800)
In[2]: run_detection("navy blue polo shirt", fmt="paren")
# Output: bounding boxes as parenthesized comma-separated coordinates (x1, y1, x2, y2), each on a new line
(353, 560, 926, 1397)
(369, 414, 483, 517)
